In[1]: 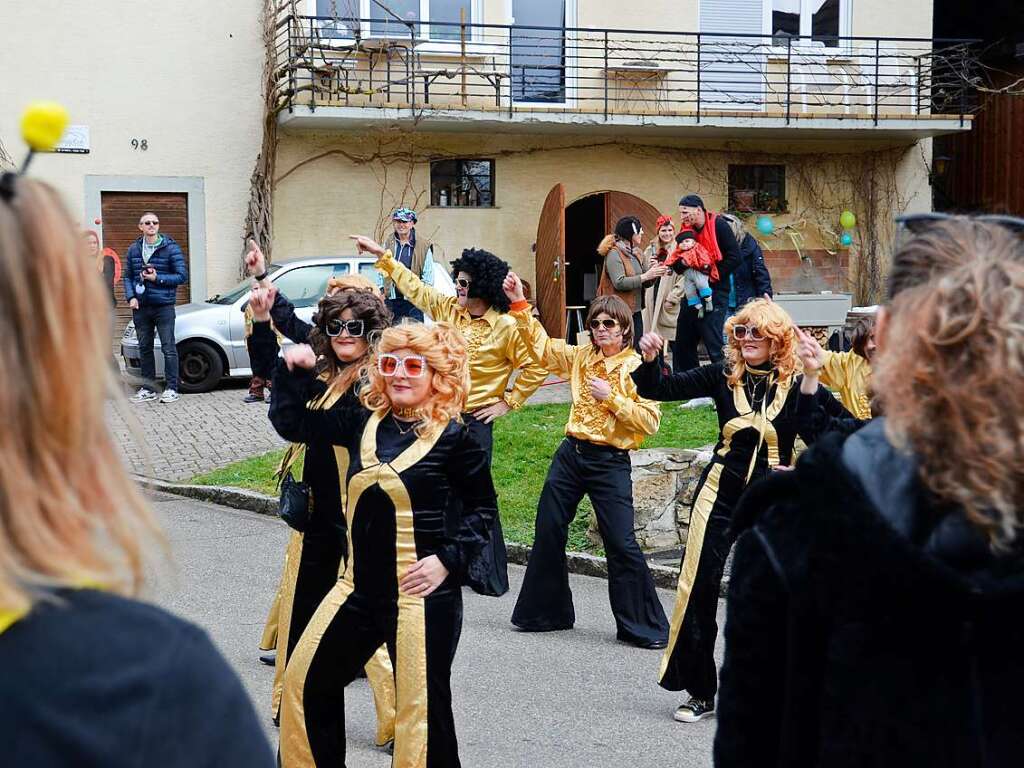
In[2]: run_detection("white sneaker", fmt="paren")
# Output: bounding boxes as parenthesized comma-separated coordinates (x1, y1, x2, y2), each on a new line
(159, 389, 180, 404)
(130, 388, 158, 403)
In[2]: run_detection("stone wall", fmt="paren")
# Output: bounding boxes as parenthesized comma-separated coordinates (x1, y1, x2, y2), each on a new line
(588, 447, 713, 553)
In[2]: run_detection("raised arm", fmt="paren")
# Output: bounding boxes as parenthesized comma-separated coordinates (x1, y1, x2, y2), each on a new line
(353, 235, 456, 322)
(502, 320, 549, 409)
(244, 240, 312, 343)
(795, 328, 865, 443)
(632, 332, 723, 401)
(502, 272, 577, 379)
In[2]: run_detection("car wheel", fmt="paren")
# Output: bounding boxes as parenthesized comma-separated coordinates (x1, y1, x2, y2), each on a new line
(177, 340, 225, 393)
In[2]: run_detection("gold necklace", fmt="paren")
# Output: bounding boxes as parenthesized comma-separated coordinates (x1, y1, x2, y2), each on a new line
(391, 411, 419, 435)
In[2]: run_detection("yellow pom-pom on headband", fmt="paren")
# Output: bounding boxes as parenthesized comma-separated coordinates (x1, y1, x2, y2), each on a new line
(1, 101, 70, 202)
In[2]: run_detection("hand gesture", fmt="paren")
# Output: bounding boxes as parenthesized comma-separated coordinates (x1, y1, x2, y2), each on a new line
(282, 344, 317, 371)
(248, 283, 277, 322)
(244, 238, 267, 278)
(399, 555, 449, 598)
(638, 332, 664, 363)
(589, 377, 612, 402)
(349, 235, 386, 257)
(642, 264, 670, 281)
(129, 298, 139, 310)
(142, 266, 157, 282)
(503, 271, 526, 304)
(473, 400, 511, 424)
(795, 327, 826, 373)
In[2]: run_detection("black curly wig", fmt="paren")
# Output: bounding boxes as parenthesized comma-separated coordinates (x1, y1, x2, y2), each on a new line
(450, 248, 511, 312)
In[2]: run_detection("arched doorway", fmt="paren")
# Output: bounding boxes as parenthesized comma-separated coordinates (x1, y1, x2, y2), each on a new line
(534, 187, 663, 338)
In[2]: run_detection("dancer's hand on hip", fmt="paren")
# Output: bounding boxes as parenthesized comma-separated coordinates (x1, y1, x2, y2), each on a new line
(400, 555, 449, 598)
(473, 400, 511, 424)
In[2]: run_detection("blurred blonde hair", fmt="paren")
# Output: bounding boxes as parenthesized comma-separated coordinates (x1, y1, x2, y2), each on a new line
(0, 177, 159, 615)
(360, 322, 469, 437)
(723, 298, 799, 388)
(873, 220, 1024, 549)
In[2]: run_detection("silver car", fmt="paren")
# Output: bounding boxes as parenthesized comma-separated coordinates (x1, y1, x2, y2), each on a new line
(121, 256, 380, 393)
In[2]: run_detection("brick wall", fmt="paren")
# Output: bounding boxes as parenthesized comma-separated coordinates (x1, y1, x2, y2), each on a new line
(763, 248, 851, 294)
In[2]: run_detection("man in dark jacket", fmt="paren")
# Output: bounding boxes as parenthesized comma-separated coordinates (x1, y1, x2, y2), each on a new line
(673, 195, 742, 369)
(729, 233, 773, 311)
(123, 212, 188, 403)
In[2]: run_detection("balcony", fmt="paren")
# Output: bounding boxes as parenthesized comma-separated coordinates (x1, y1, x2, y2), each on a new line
(272, 15, 979, 139)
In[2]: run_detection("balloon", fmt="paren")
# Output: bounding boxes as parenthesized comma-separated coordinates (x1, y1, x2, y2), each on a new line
(840, 232, 853, 247)
(839, 210, 857, 230)
(755, 215, 775, 235)
(94, 218, 102, 225)
(21, 102, 70, 152)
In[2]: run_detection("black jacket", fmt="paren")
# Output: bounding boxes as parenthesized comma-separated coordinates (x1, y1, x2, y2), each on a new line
(732, 233, 773, 307)
(0, 590, 274, 767)
(716, 419, 1024, 768)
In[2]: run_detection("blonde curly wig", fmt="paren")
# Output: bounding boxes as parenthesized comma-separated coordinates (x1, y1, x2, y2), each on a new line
(360, 322, 470, 437)
(873, 219, 1024, 549)
(723, 298, 800, 388)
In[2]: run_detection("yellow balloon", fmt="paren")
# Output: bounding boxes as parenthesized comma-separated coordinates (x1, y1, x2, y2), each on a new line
(20, 102, 70, 152)
(839, 210, 857, 230)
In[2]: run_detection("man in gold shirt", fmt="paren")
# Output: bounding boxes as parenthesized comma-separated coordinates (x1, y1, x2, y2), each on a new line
(355, 236, 548, 596)
(814, 315, 876, 420)
(501, 273, 670, 649)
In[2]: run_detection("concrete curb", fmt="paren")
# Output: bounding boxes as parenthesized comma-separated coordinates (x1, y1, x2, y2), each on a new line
(139, 478, 684, 590)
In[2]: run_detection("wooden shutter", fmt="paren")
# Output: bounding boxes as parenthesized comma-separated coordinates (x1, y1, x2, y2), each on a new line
(604, 191, 664, 255)
(100, 192, 191, 347)
(534, 183, 566, 338)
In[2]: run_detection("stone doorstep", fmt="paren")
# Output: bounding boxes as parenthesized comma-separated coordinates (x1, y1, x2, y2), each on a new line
(136, 477, 740, 595)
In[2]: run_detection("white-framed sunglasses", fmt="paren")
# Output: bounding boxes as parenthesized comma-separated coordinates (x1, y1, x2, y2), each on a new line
(378, 353, 427, 378)
(732, 324, 766, 342)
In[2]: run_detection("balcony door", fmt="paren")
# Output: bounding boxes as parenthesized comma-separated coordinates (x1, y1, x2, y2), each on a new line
(512, 0, 566, 104)
(699, 0, 766, 111)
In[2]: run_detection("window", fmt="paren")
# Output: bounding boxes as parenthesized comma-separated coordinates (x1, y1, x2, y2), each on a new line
(770, 0, 845, 46)
(728, 165, 787, 213)
(430, 160, 495, 208)
(314, 0, 474, 40)
(272, 265, 338, 308)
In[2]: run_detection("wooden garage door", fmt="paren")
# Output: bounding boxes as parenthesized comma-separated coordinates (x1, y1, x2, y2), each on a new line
(100, 192, 191, 346)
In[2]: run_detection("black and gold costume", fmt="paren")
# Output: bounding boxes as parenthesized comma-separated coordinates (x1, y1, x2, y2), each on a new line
(631, 358, 834, 699)
(264, 349, 497, 767)
(251, 314, 395, 744)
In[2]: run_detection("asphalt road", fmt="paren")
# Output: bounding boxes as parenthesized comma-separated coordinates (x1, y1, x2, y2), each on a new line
(146, 492, 723, 767)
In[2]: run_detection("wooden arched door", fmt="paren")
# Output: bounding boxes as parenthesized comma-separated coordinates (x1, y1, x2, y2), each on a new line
(604, 190, 665, 253)
(535, 183, 566, 338)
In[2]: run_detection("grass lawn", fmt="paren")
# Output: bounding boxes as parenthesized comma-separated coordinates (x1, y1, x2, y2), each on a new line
(191, 402, 718, 551)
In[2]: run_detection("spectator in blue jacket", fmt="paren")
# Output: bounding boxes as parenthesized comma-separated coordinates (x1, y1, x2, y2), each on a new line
(123, 212, 188, 403)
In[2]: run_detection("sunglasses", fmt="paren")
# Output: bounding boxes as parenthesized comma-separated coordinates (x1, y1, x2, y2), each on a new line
(732, 324, 766, 342)
(379, 353, 427, 378)
(589, 318, 620, 330)
(141, 220, 159, 226)
(455, 277, 472, 289)
(325, 319, 365, 338)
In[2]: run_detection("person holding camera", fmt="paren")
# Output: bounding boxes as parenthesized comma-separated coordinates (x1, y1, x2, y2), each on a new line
(123, 212, 188, 403)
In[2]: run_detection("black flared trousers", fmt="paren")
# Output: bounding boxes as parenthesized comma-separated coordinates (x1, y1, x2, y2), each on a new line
(511, 438, 669, 645)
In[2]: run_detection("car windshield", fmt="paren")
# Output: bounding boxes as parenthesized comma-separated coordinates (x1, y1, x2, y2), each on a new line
(207, 265, 282, 304)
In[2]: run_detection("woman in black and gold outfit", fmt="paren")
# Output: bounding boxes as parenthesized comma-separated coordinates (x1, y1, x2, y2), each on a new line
(244, 242, 397, 744)
(249, 287, 497, 767)
(632, 298, 835, 724)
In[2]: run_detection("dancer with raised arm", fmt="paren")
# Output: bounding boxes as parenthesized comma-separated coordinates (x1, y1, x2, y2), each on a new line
(502, 272, 669, 649)
(364, 235, 546, 596)
(248, 304, 496, 767)
(631, 299, 835, 722)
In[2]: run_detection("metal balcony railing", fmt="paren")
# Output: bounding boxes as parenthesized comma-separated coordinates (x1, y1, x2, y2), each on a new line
(271, 14, 980, 127)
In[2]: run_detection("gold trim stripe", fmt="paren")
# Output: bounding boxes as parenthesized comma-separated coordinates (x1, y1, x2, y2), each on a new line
(659, 463, 724, 684)
(272, 531, 305, 717)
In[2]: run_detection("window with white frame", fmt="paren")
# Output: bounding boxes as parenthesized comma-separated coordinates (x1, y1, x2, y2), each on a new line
(769, 0, 848, 46)
(314, 0, 475, 40)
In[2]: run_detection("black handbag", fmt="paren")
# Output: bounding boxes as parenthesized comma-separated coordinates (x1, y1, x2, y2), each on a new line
(276, 444, 311, 531)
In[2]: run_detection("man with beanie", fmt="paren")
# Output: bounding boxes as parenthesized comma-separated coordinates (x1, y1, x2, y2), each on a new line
(378, 207, 434, 322)
(674, 195, 742, 369)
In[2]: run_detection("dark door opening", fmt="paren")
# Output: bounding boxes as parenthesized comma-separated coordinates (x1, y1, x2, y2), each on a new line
(564, 193, 606, 312)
